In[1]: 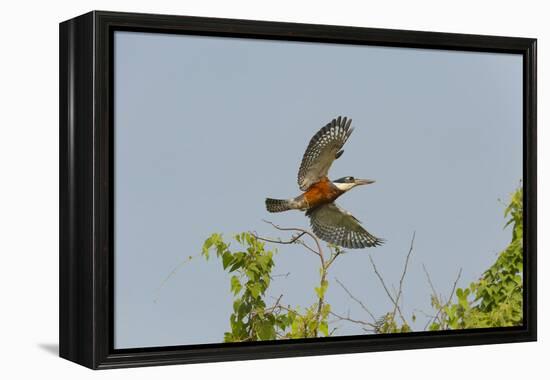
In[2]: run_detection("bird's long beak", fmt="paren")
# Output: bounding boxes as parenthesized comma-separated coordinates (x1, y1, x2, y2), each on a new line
(355, 178, 375, 186)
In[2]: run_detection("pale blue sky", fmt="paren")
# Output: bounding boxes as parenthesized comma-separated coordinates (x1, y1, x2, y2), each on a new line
(114, 31, 522, 348)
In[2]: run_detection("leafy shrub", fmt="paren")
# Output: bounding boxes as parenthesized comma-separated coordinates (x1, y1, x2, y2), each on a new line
(201, 232, 331, 341)
(430, 188, 523, 330)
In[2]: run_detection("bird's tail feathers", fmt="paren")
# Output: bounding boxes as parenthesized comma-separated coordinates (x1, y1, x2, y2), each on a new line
(265, 198, 298, 213)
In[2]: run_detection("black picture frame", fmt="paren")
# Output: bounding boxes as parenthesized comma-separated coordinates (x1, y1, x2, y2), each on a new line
(59, 10, 537, 369)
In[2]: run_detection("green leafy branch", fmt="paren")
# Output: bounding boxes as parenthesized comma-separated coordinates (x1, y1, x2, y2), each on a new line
(428, 187, 523, 330)
(200, 221, 346, 341)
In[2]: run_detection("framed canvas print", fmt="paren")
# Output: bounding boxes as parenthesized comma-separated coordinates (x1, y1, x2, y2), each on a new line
(59, 11, 537, 369)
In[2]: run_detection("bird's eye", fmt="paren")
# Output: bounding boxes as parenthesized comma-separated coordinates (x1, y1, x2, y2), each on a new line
(348, 176, 354, 182)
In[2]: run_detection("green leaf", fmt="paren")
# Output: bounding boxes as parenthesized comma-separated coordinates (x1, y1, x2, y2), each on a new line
(230, 276, 242, 295)
(233, 299, 242, 313)
(315, 280, 329, 299)
(257, 320, 275, 340)
(459, 296, 469, 310)
(429, 322, 441, 331)
(248, 283, 262, 299)
(222, 252, 233, 269)
(202, 237, 212, 259)
(228, 262, 242, 273)
(223, 332, 234, 342)
(319, 322, 329, 337)
(314, 286, 322, 298)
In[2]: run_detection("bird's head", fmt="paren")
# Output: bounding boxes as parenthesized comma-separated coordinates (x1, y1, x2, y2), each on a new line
(333, 176, 375, 192)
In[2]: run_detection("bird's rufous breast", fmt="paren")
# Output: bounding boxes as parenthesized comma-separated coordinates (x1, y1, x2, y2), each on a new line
(303, 177, 343, 209)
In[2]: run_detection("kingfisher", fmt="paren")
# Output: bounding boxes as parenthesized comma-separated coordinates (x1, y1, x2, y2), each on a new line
(265, 116, 383, 249)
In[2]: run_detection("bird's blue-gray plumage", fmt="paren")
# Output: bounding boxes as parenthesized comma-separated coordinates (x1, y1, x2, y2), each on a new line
(307, 203, 384, 248)
(297, 116, 353, 191)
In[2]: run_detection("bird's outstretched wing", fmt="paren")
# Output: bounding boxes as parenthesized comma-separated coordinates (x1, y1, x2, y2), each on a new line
(297, 116, 354, 191)
(306, 203, 384, 249)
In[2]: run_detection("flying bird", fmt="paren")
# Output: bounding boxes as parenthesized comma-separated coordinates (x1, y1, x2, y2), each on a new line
(265, 116, 383, 249)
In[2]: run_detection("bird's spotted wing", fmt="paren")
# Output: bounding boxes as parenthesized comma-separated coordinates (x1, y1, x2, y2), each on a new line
(307, 203, 383, 249)
(297, 116, 354, 191)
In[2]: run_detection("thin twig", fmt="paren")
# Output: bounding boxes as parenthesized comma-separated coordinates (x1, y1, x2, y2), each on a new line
(154, 254, 196, 303)
(271, 272, 291, 279)
(413, 308, 436, 319)
(266, 294, 284, 313)
(250, 231, 306, 246)
(422, 263, 439, 301)
(422, 266, 462, 330)
(368, 254, 408, 325)
(326, 246, 345, 268)
(273, 304, 302, 315)
(295, 239, 323, 256)
(392, 232, 416, 319)
(447, 268, 463, 305)
(329, 311, 377, 329)
(261, 220, 324, 262)
(439, 268, 463, 329)
(249, 294, 285, 319)
(335, 277, 376, 321)
(252, 227, 322, 258)
(422, 263, 444, 328)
